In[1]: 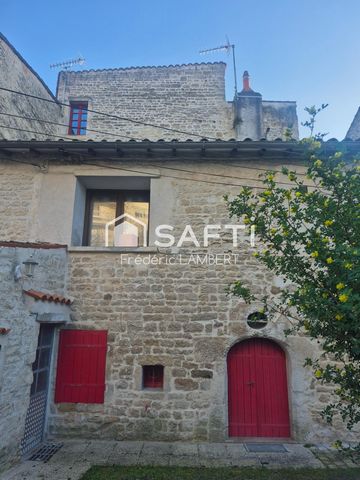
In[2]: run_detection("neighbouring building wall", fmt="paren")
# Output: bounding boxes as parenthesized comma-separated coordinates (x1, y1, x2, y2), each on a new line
(56, 63, 235, 141)
(0, 245, 68, 471)
(0, 161, 40, 241)
(56, 65, 299, 142)
(0, 33, 62, 140)
(262, 101, 299, 140)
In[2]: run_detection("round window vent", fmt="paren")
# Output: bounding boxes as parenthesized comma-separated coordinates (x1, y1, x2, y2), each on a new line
(247, 311, 268, 329)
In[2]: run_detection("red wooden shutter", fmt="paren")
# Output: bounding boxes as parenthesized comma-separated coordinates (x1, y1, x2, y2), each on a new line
(55, 330, 107, 404)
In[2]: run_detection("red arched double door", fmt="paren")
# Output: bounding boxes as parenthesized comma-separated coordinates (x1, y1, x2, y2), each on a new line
(227, 338, 290, 437)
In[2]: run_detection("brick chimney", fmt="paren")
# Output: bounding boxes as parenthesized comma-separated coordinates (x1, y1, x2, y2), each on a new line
(242, 70, 251, 91)
(234, 71, 263, 140)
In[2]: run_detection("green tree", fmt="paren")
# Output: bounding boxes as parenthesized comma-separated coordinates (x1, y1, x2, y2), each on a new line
(226, 108, 360, 438)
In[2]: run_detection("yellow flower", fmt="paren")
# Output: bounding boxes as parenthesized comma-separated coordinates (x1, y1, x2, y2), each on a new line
(326, 257, 334, 264)
(314, 160, 322, 167)
(335, 314, 344, 321)
(315, 370, 323, 379)
(267, 174, 275, 181)
(322, 237, 330, 243)
(338, 294, 348, 303)
(324, 220, 334, 227)
(253, 252, 259, 257)
(336, 283, 345, 290)
(345, 263, 353, 269)
(263, 190, 271, 196)
(310, 251, 319, 258)
(270, 228, 277, 235)
(244, 218, 250, 225)
(295, 191, 302, 198)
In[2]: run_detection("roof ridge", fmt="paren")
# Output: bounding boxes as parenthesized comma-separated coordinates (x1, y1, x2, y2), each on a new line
(58, 61, 226, 74)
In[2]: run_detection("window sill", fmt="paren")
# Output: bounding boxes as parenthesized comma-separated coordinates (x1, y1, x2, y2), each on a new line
(68, 246, 159, 253)
(142, 387, 164, 392)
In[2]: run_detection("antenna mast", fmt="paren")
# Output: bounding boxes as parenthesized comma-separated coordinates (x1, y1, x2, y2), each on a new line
(50, 56, 86, 70)
(199, 38, 238, 95)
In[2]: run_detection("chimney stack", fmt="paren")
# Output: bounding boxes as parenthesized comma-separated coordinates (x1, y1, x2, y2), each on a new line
(234, 70, 263, 140)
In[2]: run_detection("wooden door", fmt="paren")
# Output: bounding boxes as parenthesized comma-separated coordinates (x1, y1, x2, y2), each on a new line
(227, 338, 290, 437)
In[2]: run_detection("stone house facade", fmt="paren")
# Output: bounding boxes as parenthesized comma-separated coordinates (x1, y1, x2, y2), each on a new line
(56, 65, 299, 141)
(0, 32, 357, 471)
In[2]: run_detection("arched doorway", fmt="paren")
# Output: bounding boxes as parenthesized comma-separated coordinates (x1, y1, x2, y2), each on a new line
(227, 338, 290, 438)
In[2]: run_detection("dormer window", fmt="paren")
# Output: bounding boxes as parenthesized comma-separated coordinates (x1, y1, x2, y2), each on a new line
(68, 102, 88, 135)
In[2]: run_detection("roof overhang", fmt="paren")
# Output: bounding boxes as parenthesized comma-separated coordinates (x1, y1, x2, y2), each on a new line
(0, 139, 358, 162)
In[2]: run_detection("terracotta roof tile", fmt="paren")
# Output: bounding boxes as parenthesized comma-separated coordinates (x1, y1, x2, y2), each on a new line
(0, 241, 67, 249)
(23, 289, 72, 305)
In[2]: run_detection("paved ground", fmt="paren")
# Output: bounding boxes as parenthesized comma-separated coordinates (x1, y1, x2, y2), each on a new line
(1, 440, 358, 480)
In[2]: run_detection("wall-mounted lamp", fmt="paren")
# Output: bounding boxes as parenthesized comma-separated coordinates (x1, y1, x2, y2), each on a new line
(22, 255, 38, 277)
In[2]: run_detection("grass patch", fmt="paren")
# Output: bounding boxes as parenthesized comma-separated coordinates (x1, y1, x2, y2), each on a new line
(81, 465, 360, 480)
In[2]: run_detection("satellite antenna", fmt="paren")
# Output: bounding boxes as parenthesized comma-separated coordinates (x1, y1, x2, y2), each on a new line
(199, 37, 238, 95)
(50, 56, 86, 70)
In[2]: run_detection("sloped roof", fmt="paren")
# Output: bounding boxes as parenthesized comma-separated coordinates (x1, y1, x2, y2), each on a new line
(23, 289, 72, 305)
(346, 107, 360, 140)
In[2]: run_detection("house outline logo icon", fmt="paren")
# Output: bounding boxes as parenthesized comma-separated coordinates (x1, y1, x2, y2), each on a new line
(105, 213, 147, 247)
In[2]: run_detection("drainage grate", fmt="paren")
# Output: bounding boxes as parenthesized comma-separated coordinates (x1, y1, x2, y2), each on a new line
(28, 442, 64, 462)
(245, 443, 288, 453)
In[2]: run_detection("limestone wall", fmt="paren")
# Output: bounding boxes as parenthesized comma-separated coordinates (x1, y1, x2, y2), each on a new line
(0, 161, 39, 241)
(0, 33, 62, 140)
(56, 63, 235, 141)
(0, 246, 68, 471)
(0, 156, 354, 448)
(262, 101, 299, 140)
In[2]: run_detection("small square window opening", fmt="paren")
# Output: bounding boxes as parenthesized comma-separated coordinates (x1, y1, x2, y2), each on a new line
(142, 365, 164, 389)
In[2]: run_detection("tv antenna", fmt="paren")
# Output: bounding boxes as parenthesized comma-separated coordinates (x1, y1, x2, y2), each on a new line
(199, 37, 238, 95)
(50, 56, 86, 70)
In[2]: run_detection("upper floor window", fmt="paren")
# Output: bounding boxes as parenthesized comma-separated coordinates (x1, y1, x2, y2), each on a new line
(68, 102, 88, 135)
(83, 190, 150, 247)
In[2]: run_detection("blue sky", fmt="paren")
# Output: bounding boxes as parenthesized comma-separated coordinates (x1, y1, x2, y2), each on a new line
(2, 0, 359, 139)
